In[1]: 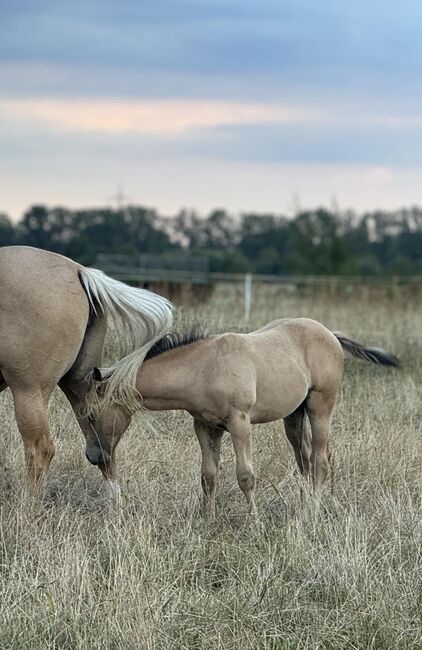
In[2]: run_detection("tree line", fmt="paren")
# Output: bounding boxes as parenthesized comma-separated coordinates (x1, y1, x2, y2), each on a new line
(2, 204, 422, 275)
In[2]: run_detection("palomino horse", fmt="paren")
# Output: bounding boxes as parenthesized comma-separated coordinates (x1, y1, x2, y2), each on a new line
(88, 319, 398, 519)
(0, 246, 172, 499)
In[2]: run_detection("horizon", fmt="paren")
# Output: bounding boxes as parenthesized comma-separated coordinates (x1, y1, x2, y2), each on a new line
(5, 196, 422, 225)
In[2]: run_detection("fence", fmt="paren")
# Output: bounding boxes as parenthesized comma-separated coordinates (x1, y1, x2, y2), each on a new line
(94, 254, 422, 320)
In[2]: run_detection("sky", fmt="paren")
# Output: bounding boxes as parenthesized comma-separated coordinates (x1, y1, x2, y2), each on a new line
(1, 0, 422, 220)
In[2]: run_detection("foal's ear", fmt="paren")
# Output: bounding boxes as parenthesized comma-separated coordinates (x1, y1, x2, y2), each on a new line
(93, 367, 103, 382)
(87, 367, 104, 387)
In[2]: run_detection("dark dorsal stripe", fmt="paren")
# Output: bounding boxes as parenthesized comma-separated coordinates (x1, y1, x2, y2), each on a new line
(145, 324, 209, 360)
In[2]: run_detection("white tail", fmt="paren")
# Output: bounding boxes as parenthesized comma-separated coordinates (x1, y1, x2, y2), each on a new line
(79, 268, 173, 413)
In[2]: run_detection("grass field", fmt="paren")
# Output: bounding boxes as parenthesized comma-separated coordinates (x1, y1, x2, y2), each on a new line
(0, 285, 421, 649)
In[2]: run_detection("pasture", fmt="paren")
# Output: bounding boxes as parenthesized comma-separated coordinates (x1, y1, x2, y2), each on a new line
(0, 284, 421, 649)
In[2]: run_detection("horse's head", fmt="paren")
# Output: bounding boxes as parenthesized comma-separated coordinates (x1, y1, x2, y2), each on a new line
(83, 367, 132, 471)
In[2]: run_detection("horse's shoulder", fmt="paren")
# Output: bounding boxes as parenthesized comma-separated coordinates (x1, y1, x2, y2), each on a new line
(204, 333, 254, 371)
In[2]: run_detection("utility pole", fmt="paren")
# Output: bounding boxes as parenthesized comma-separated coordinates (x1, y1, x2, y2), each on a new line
(108, 185, 131, 211)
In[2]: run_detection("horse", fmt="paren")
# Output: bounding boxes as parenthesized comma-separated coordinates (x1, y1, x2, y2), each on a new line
(0, 245, 173, 501)
(87, 319, 398, 519)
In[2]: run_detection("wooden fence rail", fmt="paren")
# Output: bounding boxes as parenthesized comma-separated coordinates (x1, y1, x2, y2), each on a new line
(94, 257, 422, 318)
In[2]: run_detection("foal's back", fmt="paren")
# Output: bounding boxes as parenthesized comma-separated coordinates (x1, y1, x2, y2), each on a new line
(253, 317, 344, 384)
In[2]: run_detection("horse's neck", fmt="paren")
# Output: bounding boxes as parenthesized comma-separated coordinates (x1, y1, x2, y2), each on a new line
(135, 350, 192, 410)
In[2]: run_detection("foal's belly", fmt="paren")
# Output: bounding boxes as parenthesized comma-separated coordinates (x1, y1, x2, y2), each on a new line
(250, 370, 309, 424)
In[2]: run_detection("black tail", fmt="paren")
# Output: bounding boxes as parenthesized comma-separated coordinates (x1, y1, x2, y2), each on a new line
(333, 333, 399, 368)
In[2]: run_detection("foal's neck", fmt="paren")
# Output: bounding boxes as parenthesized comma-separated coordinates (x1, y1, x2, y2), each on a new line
(136, 341, 204, 411)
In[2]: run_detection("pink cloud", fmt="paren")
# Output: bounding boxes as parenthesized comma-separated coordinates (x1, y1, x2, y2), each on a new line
(0, 98, 320, 134)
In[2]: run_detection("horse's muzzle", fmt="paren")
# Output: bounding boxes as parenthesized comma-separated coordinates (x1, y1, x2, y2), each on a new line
(85, 448, 110, 466)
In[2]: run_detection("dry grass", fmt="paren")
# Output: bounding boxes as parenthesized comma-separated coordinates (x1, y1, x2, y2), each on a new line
(0, 285, 421, 649)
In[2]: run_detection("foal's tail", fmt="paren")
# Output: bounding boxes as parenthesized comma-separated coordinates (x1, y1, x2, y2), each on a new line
(333, 333, 399, 367)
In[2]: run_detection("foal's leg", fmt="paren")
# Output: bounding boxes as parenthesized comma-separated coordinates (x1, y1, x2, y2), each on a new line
(227, 413, 258, 518)
(194, 419, 223, 520)
(283, 403, 311, 479)
(11, 386, 55, 491)
(305, 389, 336, 489)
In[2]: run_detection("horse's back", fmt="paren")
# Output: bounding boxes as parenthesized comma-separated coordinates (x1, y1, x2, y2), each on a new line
(0, 246, 89, 388)
(255, 317, 341, 351)
(0, 246, 82, 284)
(201, 324, 313, 422)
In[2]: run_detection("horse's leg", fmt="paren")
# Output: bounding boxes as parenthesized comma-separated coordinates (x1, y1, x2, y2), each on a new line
(59, 311, 107, 438)
(305, 389, 336, 489)
(283, 402, 311, 478)
(194, 419, 223, 520)
(227, 412, 258, 518)
(11, 386, 55, 491)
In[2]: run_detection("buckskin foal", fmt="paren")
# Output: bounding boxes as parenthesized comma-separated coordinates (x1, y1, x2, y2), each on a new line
(88, 319, 398, 519)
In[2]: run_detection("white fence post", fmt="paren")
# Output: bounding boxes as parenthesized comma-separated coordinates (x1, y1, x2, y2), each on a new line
(244, 273, 252, 321)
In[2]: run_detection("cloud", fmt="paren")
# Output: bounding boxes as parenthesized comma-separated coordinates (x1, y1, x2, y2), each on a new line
(362, 167, 395, 185)
(1, 1, 422, 91)
(1, 1, 422, 219)
(1, 99, 422, 169)
(0, 97, 320, 133)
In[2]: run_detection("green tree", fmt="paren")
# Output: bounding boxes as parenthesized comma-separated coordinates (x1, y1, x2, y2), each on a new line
(0, 213, 15, 246)
(288, 209, 352, 275)
(239, 214, 290, 273)
(17, 205, 54, 250)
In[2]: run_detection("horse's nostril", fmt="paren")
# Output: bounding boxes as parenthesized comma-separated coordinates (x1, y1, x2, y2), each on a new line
(85, 451, 99, 465)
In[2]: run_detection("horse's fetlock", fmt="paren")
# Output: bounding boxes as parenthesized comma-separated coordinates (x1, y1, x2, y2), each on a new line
(201, 472, 216, 493)
(35, 437, 55, 462)
(43, 443, 55, 462)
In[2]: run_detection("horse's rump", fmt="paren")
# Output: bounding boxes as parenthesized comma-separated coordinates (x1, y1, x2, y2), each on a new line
(0, 246, 90, 384)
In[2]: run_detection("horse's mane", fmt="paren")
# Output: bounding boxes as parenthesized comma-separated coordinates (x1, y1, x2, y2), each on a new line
(85, 324, 210, 416)
(145, 325, 210, 360)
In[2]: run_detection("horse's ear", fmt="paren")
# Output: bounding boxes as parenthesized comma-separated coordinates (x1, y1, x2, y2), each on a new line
(86, 367, 104, 388)
(93, 367, 103, 382)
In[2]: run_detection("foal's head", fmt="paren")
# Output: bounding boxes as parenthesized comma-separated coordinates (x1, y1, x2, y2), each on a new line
(84, 368, 132, 471)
